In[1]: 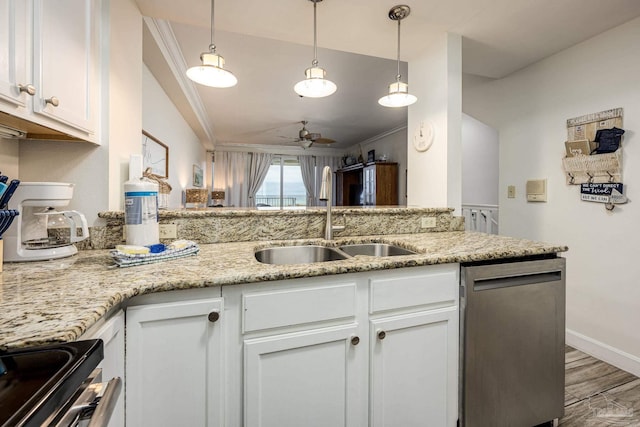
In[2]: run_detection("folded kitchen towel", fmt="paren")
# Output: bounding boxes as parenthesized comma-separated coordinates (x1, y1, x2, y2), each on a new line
(110, 240, 199, 267)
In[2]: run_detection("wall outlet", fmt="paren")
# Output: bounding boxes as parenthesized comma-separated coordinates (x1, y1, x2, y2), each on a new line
(159, 223, 177, 239)
(507, 185, 516, 198)
(421, 217, 436, 228)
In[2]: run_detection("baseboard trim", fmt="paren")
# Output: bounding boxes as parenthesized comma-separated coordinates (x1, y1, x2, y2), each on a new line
(566, 329, 640, 377)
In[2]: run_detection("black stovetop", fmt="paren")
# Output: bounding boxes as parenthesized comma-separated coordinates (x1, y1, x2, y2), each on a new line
(0, 340, 103, 427)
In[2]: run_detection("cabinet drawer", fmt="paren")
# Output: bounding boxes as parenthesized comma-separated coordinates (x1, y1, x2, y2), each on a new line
(369, 268, 457, 314)
(243, 282, 357, 333)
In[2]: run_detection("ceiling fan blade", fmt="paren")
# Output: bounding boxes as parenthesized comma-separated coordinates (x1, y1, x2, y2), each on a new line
(277, 135, 302, 141)
(313, 137, 335, 145)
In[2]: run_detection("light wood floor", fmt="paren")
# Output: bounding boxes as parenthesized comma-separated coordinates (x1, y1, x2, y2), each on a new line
(559, 346, 640, 426)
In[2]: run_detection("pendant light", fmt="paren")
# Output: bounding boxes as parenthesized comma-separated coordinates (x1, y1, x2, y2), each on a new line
(186, 0, 237, 88)
(378, 5, 417, 108)
(294, 0, 337, 98)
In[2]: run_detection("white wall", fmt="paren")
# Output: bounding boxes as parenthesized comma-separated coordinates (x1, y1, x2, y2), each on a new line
(464, 17, 640, 374)
(142, 64, 206, 208)
(19, 139, 106, 222)
(461, 113, 498, 206)
(407, 32, 462, 211)
(107, 0, 144, 212)
(0, 138, 19, 178)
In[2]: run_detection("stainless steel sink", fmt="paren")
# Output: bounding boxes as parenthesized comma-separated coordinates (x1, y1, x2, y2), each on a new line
(255, 245, 349, 265)
(338, 243, 417, 257)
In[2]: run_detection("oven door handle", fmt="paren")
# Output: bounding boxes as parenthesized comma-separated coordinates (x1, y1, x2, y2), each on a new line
(87, 376, 122, 427)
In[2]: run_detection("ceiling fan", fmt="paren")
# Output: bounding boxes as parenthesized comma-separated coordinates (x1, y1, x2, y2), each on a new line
(280, 121, 336, 148)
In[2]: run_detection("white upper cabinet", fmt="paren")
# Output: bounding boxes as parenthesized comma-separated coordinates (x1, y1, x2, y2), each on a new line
(0, 0, 101, 143)
(0, 0, 29, 108)
(32, 0, 97, 134)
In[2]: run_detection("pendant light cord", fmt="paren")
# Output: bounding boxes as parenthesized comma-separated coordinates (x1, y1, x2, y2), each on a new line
(312, 0, 318, 67)
(209, 0, 216, 52)
(396, 18, 401, 81)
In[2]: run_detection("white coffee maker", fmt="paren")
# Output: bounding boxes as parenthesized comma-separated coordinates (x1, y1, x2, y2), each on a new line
(3, 182, 89, 262)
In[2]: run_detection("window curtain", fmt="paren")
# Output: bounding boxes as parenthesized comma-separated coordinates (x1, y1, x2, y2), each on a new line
(298, 155, 316, 206)
(247, 153, 274, 207)
(314, 155, 342, 206)
(213, 151, 249, 207)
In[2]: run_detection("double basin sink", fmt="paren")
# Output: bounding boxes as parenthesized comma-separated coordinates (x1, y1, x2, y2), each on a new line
(255, 242, 417, 265)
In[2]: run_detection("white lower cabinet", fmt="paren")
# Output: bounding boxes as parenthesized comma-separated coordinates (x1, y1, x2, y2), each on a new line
(368, 265, 459, 426)
(225, 264, 459, 427)
(123, 265, 458, 427)
(370, 307, 458, 427)
(244, 324, 365, 427)
(125, 293, 224, 427)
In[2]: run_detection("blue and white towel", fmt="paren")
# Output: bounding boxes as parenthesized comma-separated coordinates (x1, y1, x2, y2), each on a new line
(110, 240, 199, 267)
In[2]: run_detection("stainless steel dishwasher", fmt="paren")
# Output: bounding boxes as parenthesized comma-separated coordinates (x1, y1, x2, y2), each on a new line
(460, 257, 566, 427)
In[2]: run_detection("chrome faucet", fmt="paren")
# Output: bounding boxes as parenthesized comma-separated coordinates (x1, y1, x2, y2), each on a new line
(319, 166, 344, 240)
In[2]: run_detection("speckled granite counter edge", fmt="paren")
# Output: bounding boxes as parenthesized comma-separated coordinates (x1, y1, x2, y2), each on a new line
(0, 231, 567, 350)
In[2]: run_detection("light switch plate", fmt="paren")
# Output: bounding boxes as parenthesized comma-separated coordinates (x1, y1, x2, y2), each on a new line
(159, 223, 177, 239)
(508, 185, 516, 198)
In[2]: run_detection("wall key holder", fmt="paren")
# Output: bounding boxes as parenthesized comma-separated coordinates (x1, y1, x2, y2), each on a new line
(563, 108, 628, 211)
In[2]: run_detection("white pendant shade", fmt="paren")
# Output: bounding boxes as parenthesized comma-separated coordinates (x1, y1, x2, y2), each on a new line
(380, 5, 416, 108)
(378, 81, 417, 107)
(294, 66, 337, 98)
(186, 52, 237, 88)
(294, 0, 336, 98)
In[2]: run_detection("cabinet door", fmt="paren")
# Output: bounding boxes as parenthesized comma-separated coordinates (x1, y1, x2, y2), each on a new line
(244, 324, 367, 427)
(86, 310, 125, 427)
(0, 0, 29, 107)
(32, 0, 97, 133)
(126, 298, 224, 427)
(370, 307, 458, 427)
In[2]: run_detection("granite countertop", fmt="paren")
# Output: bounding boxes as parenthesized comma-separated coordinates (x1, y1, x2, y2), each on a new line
(0, 231, 567, 350)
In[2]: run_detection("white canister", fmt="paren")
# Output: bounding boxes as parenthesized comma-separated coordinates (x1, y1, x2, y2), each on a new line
(124, 177, 159, 246)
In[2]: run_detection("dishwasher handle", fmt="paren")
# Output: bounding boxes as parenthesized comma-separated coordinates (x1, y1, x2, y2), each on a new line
(473, 270, 562, 291)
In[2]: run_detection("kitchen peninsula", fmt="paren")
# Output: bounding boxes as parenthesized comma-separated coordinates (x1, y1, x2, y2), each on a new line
(0, 207, 567, 427)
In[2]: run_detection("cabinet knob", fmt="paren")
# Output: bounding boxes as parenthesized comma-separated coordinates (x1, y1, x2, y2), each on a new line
(377, 329, 386, 340)
(18, 84, 36, 96)
(350, 335, 360, 346)
(45, 96, 60, 107)
(208, 311, 220, 323)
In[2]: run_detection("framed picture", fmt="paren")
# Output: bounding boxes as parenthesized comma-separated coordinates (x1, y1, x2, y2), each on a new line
(367, 149, 375, 163)
(193, 164, 203, 187)
(142, 131, 169, 178)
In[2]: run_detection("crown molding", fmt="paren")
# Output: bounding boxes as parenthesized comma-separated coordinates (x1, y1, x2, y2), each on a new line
(143, 17, 214, 143)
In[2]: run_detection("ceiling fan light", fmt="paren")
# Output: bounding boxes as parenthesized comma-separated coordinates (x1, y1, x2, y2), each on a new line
(294, 66, 337, 98)
(378, 81, 417, 107)
(186, 52, 238, 88)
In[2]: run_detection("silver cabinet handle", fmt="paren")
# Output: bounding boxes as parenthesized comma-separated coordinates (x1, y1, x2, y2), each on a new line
(377, 329, 386, 340)
(45, 96, 59, 107)
(18, 84, 36, 96)
(208, 311, 220, 323)
(350, 335, 360, 346)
